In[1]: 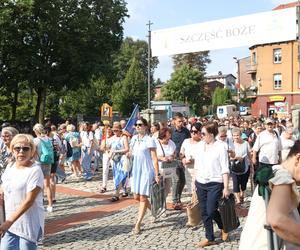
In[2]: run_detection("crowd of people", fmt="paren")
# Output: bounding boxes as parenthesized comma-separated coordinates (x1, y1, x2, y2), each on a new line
(0, 111, 300, 249)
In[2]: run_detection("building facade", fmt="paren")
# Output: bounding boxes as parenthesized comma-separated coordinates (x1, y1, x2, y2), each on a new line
(248, 2, 300, 118)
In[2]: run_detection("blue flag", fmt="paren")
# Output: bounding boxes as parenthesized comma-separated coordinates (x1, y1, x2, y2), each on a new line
(124, 104, 139, 135)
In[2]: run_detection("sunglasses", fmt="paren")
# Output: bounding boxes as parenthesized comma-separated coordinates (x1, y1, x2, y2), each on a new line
(219, 135, 227, 138)
(190, 130, 199, 134)
(112, 129, 120, 132)
(13, 146, 31, 152)
(135, 123, 143, 127)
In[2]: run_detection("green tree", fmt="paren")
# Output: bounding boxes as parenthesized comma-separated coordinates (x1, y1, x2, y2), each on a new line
(172, 51, 211, 72)
(112, 57, 147, 116)
(0, 0, 128, 123)
(212, 87, 232, 107)
(161, 64, 205, 114)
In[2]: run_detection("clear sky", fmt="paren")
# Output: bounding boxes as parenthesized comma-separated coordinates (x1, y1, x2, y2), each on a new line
(123, 0, 294, 82)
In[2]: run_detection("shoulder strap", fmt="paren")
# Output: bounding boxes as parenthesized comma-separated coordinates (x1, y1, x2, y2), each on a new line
(158, 140, 165, 157)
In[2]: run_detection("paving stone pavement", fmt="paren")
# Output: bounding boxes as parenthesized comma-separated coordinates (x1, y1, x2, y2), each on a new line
(40, 165, 251, 250)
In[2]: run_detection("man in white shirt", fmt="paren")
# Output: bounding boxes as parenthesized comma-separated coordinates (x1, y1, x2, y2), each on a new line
(252, 118, 282, 169)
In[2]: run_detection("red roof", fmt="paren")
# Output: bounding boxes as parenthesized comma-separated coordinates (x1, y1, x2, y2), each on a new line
(273, 1, 299, 10)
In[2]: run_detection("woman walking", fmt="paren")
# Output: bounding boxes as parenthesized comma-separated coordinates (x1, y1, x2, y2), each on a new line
(0, 134, 44, 249)
(33, 123, 54, 212)
(194, 122, 230, 248)
(231, 127, 251, 204)
(108, 122, 129, 201)
(130, 118, 159, 235)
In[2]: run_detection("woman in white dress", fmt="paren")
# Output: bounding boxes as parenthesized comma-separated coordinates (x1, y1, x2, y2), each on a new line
(130, 118, 159, 235)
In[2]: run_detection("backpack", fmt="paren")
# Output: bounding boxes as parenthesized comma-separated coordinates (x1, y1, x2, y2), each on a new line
(40, 138, 54, 164)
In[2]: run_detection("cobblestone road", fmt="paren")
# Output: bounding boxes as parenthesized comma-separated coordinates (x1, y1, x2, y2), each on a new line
(40, 167, 251, 250)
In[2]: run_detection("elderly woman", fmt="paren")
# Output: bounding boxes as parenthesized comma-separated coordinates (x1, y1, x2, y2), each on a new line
(280, 127, 295, 162)
(107, 122, 129, 202)
(231, 127, 251, 204)
(33, 123, 54, 213)
(0, 134, 44, 250)
(65, 124, 82, 177)
(194, 122, 230, 248)
(0, 127, 19, 173)
(155, 127, 176, 200)
(240, 140, 300, 249)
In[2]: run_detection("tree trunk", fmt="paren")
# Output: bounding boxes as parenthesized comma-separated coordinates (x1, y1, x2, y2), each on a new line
(11, 83, 19, 122)
(35, 87, 46, 124)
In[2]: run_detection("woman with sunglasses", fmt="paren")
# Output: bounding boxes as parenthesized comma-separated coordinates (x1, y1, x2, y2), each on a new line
(194, 122, 230, 248)
(107, 122, 129, 202)
(180, 123, 202, 194)
(0, 134, 44, 249)
(130, 118, 159, 235)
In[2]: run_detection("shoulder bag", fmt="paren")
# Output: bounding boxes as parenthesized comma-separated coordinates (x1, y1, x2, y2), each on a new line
(158, 140, 177, 169)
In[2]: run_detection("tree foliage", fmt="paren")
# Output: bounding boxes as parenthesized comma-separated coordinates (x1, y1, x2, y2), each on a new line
(172, 51, 211, 72)
(212, 87, 232, 107)
(161, 64, 206, 115)
(112, 57, 147, 116)
(0, 0, 128, 122)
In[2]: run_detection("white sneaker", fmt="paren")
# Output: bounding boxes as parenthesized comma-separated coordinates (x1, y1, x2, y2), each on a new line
(46, 206, 53, 212)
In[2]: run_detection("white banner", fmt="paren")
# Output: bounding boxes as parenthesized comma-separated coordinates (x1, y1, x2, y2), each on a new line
(152, 8, 297, 56)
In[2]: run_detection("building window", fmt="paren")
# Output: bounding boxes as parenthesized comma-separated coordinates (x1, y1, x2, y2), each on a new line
(273, 73, 282, 89)
(298, 72, 300, 88)
(252, 52, 256, 65)
(273, 48, 282, 63)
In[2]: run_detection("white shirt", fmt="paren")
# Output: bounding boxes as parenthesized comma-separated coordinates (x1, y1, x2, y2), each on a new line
(194, 140, 230, 184)
(1, 162, 44, 243)
(81, 131, 94, 148)
(232, 141, 251, 174)
(280, 134, 294, 161)
(180, 138, 201, 168)
(155, 139, 176, 169)
(252, 130, 282, 164)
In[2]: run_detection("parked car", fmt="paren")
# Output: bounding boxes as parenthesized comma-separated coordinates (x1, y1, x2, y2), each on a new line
(239, 106, 252, 116)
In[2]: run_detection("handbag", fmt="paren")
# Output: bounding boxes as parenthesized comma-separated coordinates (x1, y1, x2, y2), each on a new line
(112, 153, 122, 162)
(229, 157, 246, 173)
(218, 193, 240, 233)
(186, 192, 202, 227)
(158, 140, 177, 169)
(121, 155, 132, 173)
(150, 177, 166, 218)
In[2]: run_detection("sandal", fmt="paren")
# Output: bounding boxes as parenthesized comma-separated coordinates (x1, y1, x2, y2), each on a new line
(99, 187, 107, 193)
(122, 192, 128, 197)
(111, 196, 119, 202)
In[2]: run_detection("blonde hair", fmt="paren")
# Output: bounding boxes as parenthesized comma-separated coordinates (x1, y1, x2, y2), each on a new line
(10, 134, 36, 157)
(33, 123, 45, 136)
(66, 124, 75, 132)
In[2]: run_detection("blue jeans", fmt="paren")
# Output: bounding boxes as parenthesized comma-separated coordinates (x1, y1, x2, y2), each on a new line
(81, 148, 93, 180)
(195, 181, 224, 241)
(1, 231, 37, 250)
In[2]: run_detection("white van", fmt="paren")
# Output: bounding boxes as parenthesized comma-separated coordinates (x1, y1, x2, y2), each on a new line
(239, 106, 252, 116)
(216, 105, 239, 119)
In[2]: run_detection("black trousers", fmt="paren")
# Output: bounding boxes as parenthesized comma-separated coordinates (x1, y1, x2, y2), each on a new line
(172, 163, 185, 203)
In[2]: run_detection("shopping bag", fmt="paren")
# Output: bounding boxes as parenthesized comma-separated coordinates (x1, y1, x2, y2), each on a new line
(218, 193, 240, 233)
(150, 178, 166, 218)
(186, 192, 201, 227)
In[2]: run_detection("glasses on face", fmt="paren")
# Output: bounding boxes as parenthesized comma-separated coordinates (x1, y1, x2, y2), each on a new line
(191, 130, 199, 134)
(13, 146, 31, 153)
(112, 130, 120, 133)
(135, 123, 143, 127)
(201, 132, 207, 136)
(219, 135, 227, 138)
(1, 134, 12, 138)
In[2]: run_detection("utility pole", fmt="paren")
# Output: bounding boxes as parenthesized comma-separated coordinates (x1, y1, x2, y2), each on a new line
(147, 20, 153, 109)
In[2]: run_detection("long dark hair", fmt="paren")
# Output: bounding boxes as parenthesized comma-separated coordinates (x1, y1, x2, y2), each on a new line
(287, 140, 300, 159)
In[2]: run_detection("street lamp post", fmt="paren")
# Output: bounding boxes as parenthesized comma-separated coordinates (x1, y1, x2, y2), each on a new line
(147, 21, 153, 109)
(233, 57, 240, 104)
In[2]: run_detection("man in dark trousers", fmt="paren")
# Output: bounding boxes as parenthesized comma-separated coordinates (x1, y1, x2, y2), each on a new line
(171, 112, 190, 210)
